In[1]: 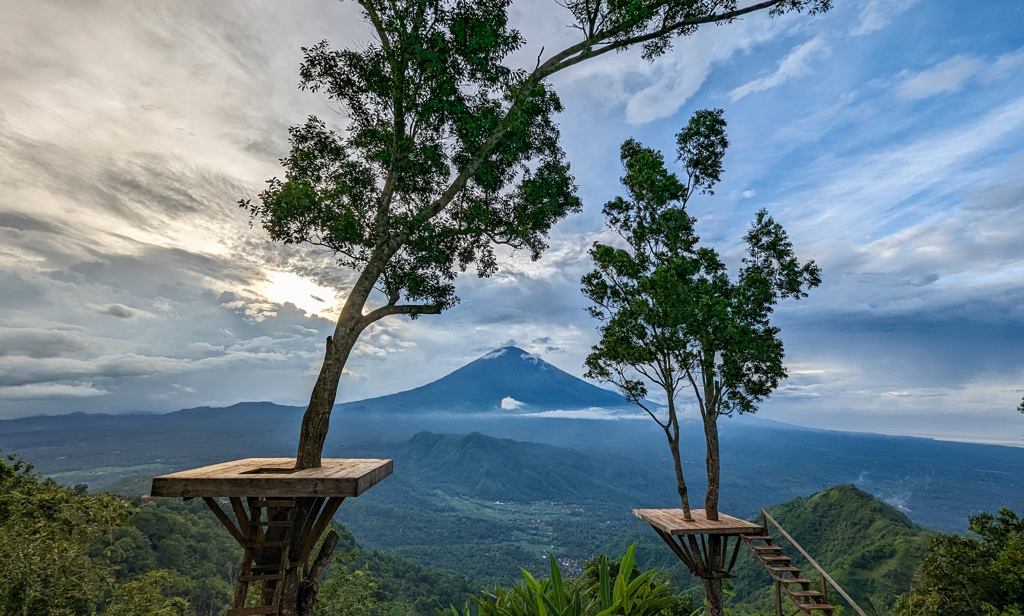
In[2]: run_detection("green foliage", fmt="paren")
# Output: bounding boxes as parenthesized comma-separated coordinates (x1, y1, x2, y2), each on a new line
(317, 565, 389, 616)
(0, 451, 191, 616)
(245, 0, 581, 316)
(583, 109, 821, 423)
(110, 498, 241, 614)
(244, 0, 830, 320)
(892, 509, 1024, 616)
(0, 451, 131, 616)
(103, 571, 191, 616)
(443, 545, 690, 616)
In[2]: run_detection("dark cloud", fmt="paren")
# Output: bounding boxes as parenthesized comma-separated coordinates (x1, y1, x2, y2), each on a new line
(0, 328, 87, 358)
(96, 304, 137, 319)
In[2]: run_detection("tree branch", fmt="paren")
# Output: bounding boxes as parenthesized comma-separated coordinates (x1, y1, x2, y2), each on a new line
(362, 302, 442, 324)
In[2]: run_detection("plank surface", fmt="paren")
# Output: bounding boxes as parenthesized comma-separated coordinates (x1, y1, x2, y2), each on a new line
(150, 458, 393, 498)
(633, 508, 764, 536)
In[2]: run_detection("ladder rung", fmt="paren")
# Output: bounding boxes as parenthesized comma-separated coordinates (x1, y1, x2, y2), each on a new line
(798, 604, 834, 611)
(248, 540, 290, 548)
(788, 590, 823, 597)
(239, 573, 285, 582)
(742, 535, 773, 541)
(779, 578, 813, 584)
(752, 545, 783, 551)
(761, 555, 791, 562)
(227, 607, 279, 615)
(771, 566, 802, 573)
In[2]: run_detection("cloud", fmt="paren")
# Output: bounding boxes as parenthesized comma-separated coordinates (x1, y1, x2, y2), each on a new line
(557, 11, 791, 124)
(729, 37, 831, 102)
(0, 382, 109, 400)
(96, 303, 140, 319)
(0, 328, 87, 358)
(520, 408, 646, 421)
(851, 0, 920, 36)
(501, 396, 524, 410)
(896, 55, 985, 100)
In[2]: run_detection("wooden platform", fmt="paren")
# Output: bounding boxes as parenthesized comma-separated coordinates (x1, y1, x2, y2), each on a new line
(150, 458, 392, 498)
(633, 508, 764, 536)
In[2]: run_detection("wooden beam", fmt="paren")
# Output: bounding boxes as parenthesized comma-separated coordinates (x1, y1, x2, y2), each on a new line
(202, 497, 245, 544)
(297, 497, 344, 566)
(229, 497, 249, 538)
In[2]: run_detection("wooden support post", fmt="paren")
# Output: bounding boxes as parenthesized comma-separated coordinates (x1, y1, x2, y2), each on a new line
(775, 581, 783, 616)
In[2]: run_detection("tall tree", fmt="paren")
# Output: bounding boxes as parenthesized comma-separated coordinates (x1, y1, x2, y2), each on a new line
(582, 109, 820, 616)
(893, 508, 1024, 616)
(244, 0, 832, 471)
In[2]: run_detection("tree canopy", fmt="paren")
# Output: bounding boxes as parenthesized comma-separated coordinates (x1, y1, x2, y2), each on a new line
(582, 110, 820, 616)
(893, 508, 1024, 616)
(242, 0, 831, 471)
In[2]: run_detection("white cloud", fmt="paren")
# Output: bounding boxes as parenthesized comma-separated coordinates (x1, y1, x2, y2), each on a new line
(851, 0, 920, 36)
(729, 37, 831, 102)
(558, 11, 790, 124)
(501, 396, 524, 410)
(520, 408, 645, 421)
(896, 55, 985, 100)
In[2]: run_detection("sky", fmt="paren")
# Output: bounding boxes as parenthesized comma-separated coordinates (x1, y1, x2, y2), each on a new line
(1, 0, 1023, 446)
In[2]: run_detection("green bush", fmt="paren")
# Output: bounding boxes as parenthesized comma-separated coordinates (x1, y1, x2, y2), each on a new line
(892, 509, 1024, 616)
(441, 545, 693, 616)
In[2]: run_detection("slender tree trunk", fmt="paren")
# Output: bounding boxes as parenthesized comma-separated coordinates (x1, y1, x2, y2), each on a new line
(295, 261, 383, 469)
(660, 397, 691, 519)
(700, 577, 725, 616)
(703, 412, 720, 521)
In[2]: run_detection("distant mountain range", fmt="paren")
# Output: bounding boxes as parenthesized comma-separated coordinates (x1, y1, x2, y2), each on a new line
(2, 345, 1024, 534)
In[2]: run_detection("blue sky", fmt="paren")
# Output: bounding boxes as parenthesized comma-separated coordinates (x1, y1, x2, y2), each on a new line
(1, 0, 1022, 446)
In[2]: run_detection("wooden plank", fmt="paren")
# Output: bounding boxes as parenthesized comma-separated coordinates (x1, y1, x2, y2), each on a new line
(151, 458, 393, 498)
(633, 508, 763, 536)
(227, 607, 279, 615)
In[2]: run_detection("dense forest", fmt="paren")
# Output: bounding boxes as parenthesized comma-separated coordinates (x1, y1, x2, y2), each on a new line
(3, 450, 1023, 615)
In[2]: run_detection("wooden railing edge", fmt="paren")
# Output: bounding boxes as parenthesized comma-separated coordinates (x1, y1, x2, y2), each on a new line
(759, 509, 869, 616)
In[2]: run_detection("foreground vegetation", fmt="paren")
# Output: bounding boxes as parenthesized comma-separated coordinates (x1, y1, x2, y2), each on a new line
(3, 450, 1022, 615)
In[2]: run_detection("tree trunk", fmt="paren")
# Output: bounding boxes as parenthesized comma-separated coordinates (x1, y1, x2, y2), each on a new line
(295, 262, 383, 469)
(666, 432, 692, 520)
(663, 398, 692, 519)
(700, 576, 725, 616)
(270, 529, 338, 615)
(703, 412, 720, 521)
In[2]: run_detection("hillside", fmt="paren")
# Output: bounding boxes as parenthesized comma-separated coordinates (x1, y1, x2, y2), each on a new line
(623, 485, 934, 613)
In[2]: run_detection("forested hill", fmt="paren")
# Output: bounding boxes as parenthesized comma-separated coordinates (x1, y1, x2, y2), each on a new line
(626, 485, 934, 613)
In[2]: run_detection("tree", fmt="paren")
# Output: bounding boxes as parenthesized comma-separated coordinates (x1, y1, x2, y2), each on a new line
(243, 0, 832, 472)
(892, 509, 1024, 616)
(581, 110, 820, 616)
(0, 451, 133, 615)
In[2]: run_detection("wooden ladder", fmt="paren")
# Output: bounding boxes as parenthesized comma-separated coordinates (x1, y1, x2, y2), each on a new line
(742, 532, 835, 615)
(228, 498, 297, 616)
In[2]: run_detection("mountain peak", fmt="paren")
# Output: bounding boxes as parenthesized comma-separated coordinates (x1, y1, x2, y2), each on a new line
(339, 345, 627, 414)
(480, 346, 540, 364)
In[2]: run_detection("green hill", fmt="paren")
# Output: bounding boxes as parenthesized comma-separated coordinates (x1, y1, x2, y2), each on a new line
(625, 485, 934, 613)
